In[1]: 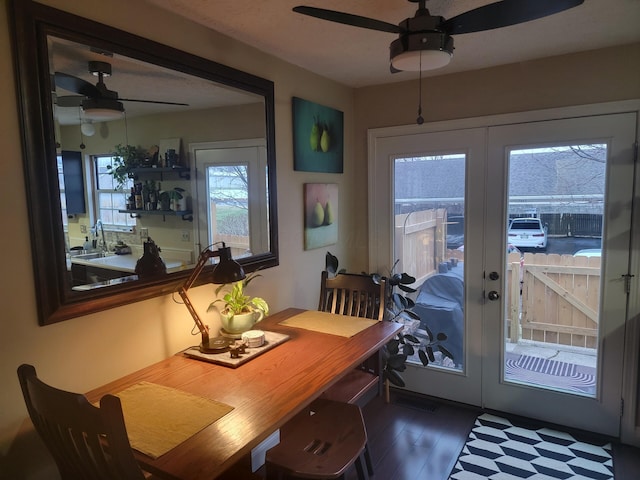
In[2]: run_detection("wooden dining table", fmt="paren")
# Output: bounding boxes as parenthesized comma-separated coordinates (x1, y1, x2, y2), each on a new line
(85, 308, 403, 479)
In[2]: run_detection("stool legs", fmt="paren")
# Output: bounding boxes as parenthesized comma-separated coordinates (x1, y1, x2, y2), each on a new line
(265, 400, 372, 480)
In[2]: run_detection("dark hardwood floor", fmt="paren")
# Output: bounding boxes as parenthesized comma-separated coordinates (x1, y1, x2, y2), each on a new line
(239, 390, 640, 480)
(354, 390, 640, 480)
(354, 391, 478, 480)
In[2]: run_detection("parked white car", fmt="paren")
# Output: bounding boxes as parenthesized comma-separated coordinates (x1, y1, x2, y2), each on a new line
(507, 218, 548, 250)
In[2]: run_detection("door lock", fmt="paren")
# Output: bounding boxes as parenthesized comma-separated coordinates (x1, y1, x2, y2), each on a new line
(487, 291, 500, 301)
(489, 271, 500, 281)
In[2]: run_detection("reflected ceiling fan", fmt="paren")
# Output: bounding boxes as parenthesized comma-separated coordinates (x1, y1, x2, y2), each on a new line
(293, 0, 584, 72)
(54, 60, 188, 121)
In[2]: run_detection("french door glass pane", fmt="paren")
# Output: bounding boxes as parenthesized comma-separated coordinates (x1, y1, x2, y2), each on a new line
(206, 164, 250, 258)
(393, 153, 465, 372)
(504, 144, 605, 397)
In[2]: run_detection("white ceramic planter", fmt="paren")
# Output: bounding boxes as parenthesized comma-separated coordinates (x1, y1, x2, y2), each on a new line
(220, 309, 264, 334)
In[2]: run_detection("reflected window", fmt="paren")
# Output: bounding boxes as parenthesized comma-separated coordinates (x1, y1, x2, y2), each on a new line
(57, 155, 68, 227)
(94, 155, 135, 229)
(193, 140, 269, 259)
(208, 164, 250, 255)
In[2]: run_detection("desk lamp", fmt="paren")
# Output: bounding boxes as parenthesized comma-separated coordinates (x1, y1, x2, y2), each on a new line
(179, 242, 245, 353)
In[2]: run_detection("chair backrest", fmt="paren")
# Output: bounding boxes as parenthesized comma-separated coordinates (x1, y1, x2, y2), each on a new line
(319, 271, 387, 320)
(17, 364, 146, 480)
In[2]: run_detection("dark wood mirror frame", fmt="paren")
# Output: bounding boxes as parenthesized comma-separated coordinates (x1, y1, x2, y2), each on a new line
(9, 0, 279, 325)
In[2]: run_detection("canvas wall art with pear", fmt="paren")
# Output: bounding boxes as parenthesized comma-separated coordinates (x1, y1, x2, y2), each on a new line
(304, 183, 338, 250)
(292, 97, 344, 173)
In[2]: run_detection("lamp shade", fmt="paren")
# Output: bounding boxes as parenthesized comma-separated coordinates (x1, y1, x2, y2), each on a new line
(391, 49, 452, 71)
(82, 98, 124, 121)
(390, 31, 454, 72)
(212, 246, 245, 284)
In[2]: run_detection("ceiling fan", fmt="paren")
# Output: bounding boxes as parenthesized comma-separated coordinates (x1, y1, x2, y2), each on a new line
(293, 0, 585, 72)
(54, 61, 188, 120)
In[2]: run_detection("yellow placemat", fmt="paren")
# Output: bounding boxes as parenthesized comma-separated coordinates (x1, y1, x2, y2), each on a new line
(115, 381, 234, 458)
(279, 310, 378, 337)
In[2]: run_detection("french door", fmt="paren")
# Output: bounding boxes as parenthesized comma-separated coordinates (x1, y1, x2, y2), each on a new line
(190, 139, 269, 258)
(369, 107, 637, 437)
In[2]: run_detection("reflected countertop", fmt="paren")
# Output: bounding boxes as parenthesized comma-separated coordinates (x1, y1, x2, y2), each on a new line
(69, 253, 184, 273)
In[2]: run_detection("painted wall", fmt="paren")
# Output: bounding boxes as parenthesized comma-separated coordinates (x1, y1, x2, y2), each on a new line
(0, 0, 355, 477)
(1, 0, 639, 477)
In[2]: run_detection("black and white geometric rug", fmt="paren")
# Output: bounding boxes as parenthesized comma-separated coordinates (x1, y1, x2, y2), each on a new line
(449, 413, 613, 479)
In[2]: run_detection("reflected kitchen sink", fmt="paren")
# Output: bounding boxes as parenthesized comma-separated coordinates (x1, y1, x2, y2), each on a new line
(71, 251, 112, 260)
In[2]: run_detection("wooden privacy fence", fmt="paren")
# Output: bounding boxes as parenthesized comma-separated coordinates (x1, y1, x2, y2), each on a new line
(397, 209, 601, 350)
(209, 202, 250, 258)
(506, 253, 601, 349)
(395, 208, 447, 285)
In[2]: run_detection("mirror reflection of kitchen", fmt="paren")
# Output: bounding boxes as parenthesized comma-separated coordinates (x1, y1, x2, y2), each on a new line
(50, 35, 269, 291)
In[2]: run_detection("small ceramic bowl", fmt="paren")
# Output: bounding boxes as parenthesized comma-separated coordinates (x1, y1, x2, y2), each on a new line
(241, 330, 265, 348)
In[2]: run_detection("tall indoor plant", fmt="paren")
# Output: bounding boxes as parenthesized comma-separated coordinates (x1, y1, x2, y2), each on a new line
(324, 252, 453, 389)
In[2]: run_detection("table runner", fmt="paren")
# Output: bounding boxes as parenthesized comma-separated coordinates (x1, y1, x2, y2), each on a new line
(279, 310, 378, 337)
(115, 381, 234, 458)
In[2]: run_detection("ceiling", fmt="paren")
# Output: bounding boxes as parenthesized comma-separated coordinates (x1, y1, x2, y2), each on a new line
(50, 36, 262, 125)
(141, 0, 640, 88)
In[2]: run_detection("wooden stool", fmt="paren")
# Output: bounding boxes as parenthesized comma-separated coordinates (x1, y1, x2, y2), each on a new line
(265, 399, 372, 479)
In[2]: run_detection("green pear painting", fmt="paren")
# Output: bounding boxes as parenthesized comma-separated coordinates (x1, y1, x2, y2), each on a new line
(304, 183, 338, 250)
(293, 97, 344, 173)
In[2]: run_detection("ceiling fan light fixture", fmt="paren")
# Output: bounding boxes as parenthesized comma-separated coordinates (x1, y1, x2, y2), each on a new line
(80, 121, 96, 137)
(390, 31, 453, 71)
(82, 97, 124, 121)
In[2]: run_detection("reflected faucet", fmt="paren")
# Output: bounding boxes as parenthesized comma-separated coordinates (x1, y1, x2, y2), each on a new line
(95, 219, 107, 252)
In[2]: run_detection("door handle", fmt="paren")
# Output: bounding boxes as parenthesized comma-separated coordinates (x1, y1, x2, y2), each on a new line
(487, 291, 500, 301)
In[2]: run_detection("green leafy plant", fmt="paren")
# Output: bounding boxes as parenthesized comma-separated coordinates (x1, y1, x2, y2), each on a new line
(207, 270, 269, 319)
(107, 144, 143, 190)
(324, 252, 453, 388)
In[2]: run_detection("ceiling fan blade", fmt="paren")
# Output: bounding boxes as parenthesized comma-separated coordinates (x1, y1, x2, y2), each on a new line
(56, 95, 84, 107)
(293, 6, 402, 34)
(443, 0, 584, 35)
(118, 98, 189, 106)
(54, 72, 100, 97)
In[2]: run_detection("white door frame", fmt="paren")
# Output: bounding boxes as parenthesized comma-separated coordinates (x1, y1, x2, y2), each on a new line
(368, 100, 640, 444)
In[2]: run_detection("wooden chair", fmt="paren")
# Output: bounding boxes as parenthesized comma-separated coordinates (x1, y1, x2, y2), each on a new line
(17, 364, 149, 480)
(318, 271, 386, 321)
(265, 273, 384, 479)
(265, 399, 372, 480)
(318, 271, 387, 405)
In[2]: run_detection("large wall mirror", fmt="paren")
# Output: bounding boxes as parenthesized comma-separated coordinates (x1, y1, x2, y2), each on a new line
(10, 0, 278, 325)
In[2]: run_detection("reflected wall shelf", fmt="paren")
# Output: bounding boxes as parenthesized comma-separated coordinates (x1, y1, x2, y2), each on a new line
(119, 209, 193, 222)
(127, 166, 190, 180)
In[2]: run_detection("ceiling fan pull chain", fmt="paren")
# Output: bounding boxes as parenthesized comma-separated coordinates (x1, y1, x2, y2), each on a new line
(416, 51, 424, 125)
(124, 113, 129, 146)
(78, 107, 85, 149)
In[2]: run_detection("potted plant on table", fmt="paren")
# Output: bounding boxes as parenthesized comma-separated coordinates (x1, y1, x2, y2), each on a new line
(207, 270, 269, 335)
(324, 252, 453, 391)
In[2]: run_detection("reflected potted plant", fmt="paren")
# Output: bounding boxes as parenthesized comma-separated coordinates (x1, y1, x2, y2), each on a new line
(207, 270, 269, 335)
(158, 190, 171, 211)
(107, 144, 143, 190)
